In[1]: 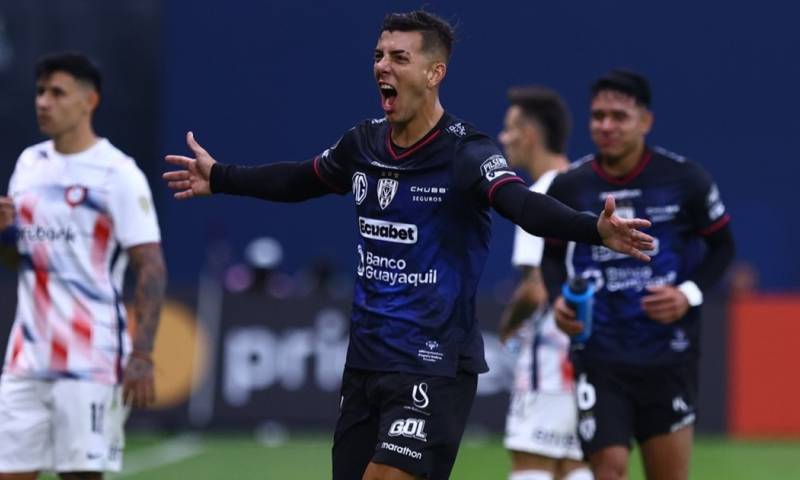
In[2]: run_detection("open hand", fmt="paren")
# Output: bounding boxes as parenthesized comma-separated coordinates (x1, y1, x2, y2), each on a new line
(597, 196, 655, 262)
(163, 131, 216, 199)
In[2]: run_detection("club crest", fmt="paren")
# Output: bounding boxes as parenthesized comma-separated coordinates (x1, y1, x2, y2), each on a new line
(377, 178, 399, 210)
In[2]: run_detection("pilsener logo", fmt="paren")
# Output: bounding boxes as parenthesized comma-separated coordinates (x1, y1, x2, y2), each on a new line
(358, 217, 417, 244)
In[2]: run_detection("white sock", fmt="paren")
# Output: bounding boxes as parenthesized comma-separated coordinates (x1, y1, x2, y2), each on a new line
(563, 467, 594, 480)
(509, 470, 553, 480)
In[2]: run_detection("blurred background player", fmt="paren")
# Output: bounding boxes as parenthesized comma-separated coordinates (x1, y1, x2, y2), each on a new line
(543, 70, 735, 480)
(162, 10, 654, 480)
(498, 86, 592, 480)
(0, 52, 166, 480)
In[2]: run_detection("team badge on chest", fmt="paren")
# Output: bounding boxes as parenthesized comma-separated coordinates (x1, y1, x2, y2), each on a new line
(64, 185, 88, 207)
(377, 177, 399, 210)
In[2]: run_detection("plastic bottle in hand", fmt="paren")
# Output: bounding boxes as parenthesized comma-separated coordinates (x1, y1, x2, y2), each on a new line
(562, 276, 595, 344)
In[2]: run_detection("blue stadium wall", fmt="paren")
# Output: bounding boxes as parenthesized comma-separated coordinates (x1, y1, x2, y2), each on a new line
(160, 0, 800, 291)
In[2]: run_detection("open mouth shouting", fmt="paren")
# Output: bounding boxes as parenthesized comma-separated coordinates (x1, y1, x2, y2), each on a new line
(379, 82, 398, 113)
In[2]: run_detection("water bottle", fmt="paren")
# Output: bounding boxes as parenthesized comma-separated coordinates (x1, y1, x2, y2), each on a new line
(562, 276, 595, 344)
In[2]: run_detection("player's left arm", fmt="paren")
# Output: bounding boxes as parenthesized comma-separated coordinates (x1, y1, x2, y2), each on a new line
(642, 163, 735, 323)
(493, 182, 655, 261)
(124, 242, 166, 408)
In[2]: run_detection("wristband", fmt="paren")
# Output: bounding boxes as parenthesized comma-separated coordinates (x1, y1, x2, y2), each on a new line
(678, 281, 704, 307)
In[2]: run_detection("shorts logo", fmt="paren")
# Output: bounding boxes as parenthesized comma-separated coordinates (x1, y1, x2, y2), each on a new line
(358, 217, 417, 244)
(670, 328, 690, 352)
(377, 178, 399, 209)
(480, 154, 514, 181)
(352, 172, 368, 205)
(672, 396, 690, 413)
(412, 382, 429, 409)
(388, 418, 428, 441)
(64, 185, 88, 207)
(380, 442, 422, 460)
(579, 415, 596, 441)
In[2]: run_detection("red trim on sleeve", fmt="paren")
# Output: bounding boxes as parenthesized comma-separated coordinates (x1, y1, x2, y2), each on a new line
(699, 213, 730, 236)
(591, 150, 653, 186)
(312, 155, 349, 194)
(487, 176, 525, 204)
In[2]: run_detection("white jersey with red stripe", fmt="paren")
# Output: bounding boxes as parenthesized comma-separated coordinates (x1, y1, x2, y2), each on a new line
(510, 169, 574, 394)
(3, 139, 160, 384)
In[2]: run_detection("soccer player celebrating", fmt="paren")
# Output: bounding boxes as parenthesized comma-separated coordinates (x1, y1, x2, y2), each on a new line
(498, 87, 592, 480)
(164, 12, 653, 480)
(0, 53, 166, 480)
(543, 70, 735, 480)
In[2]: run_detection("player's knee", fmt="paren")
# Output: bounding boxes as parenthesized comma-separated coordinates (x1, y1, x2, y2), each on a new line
(590, 451, 627, 480)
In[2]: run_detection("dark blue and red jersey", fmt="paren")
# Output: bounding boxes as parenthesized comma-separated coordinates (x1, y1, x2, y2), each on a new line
(314, 113, 523, 377)
(544, 147, 730, 366)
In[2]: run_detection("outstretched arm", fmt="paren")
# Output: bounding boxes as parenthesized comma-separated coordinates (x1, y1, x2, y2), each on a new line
(493, 182, 654, 261)
(123, 242, 167, 409)
(163, 132, 331, 202)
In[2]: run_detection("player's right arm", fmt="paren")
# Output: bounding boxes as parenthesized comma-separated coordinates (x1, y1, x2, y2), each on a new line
(164, 131, 346, 201)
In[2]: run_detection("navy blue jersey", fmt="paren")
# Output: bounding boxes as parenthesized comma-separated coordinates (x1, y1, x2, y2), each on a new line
(546, 147, 729, 365)
(314, 113, 523, 376)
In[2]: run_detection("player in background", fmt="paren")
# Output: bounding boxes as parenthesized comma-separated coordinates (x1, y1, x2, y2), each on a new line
(163, 12, 654, 480)
(498, 86, 592, 480)
(0, 52, 166, 480)
(543, 70, 735, 480)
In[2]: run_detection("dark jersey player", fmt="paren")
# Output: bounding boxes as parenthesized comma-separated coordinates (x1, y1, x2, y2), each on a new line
(164, 13, 654, 480)
(543, 70, 735, 480)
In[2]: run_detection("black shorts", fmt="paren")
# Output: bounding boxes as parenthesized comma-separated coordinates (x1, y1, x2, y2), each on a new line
(571, 355, 698, 458)
(332, 368, 478, 480)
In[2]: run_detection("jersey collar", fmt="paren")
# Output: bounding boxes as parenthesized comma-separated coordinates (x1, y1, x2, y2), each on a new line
(385, 114, 449, 161)
(591, 147, 653, 186)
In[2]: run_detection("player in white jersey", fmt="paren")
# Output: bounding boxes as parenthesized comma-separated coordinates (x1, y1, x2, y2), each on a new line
(498, 87, 591, 480)
(0, 53, 166, 480)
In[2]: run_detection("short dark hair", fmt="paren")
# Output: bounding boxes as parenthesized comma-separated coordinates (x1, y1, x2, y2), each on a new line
(381, 10, 455, 62)
(507, 86, 571, 154)
(591, 69, 650, 107)
(35, 52, 102, 94)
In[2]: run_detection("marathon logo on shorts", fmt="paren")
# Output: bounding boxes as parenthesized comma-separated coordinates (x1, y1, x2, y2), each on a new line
(358, 217, 417, 244)
(480, 154, 514, 181)
(380, 442, 422, 460)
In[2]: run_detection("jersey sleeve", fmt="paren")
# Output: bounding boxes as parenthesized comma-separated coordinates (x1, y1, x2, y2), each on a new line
(684, 161, 729, 235)
(453, 135, 524, 205)
(312, 127, 358, 195)
(510, 171, 558, 267)
(108, 161, 161, 248)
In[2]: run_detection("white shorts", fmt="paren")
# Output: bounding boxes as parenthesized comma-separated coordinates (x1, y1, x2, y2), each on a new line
(0, 375, 128, 473)
(504, 390, 583, 460)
